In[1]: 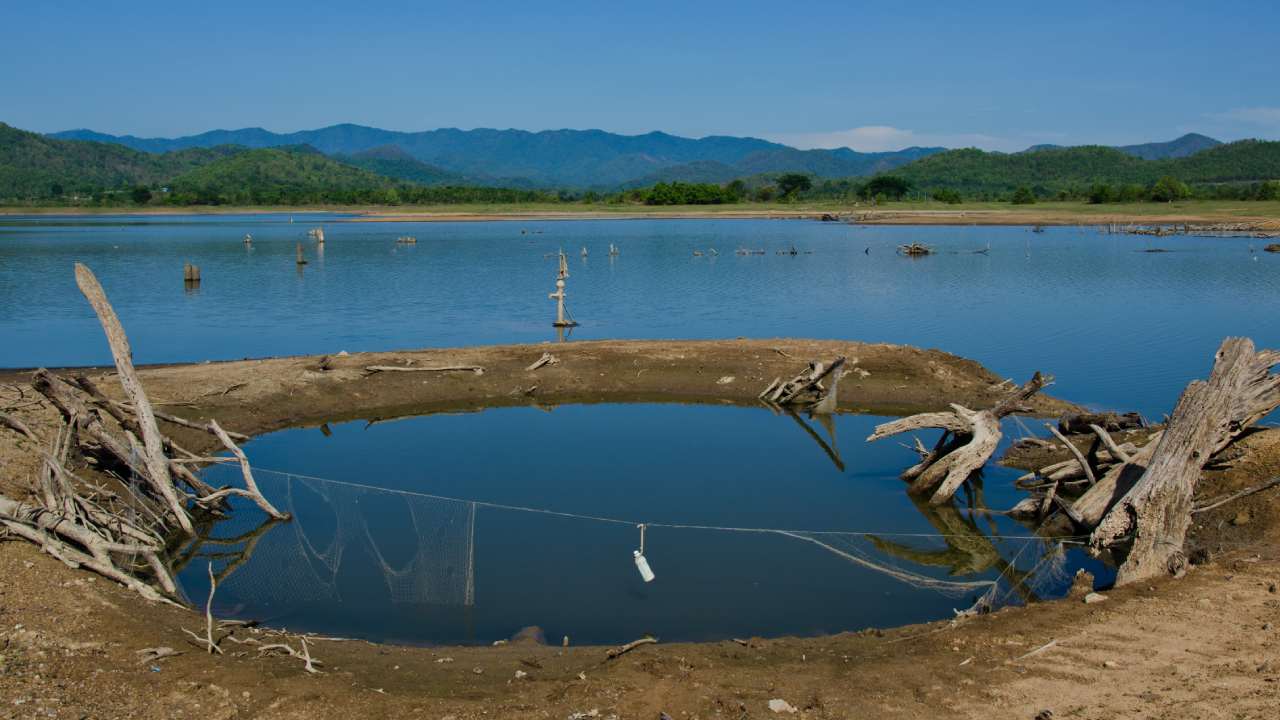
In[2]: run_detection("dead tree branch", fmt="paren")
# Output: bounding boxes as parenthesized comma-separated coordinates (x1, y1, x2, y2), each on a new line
(1090, 338, 1280, 585)
(868, 372, 1050, 504)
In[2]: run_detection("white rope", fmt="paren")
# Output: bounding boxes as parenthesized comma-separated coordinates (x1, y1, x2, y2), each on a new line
(201, 460, 1089, 542)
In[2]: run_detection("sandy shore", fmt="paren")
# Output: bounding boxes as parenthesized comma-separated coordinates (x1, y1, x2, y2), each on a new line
(5, 203, 1279, 228)
(2, 339, 1279, 718)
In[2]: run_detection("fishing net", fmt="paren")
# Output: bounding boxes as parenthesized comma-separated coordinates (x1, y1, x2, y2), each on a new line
(185, 472, 476, 608)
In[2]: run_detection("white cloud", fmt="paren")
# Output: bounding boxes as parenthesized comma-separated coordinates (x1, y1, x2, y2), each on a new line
(770, 125, 1044, 153)
(1209, 107, 1280, 128)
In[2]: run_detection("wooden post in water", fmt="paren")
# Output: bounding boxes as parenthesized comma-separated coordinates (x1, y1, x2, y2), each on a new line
(183, 262, 201, 284)
(296, 243, 308, 266)
(549, 249, 578, 328)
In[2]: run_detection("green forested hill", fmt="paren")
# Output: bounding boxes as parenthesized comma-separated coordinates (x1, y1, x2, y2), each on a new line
(166, 148, 401, 204)
(0, 122, 237, 199)
(336, 145, 468, 186)
(891, 140, 1280, 194)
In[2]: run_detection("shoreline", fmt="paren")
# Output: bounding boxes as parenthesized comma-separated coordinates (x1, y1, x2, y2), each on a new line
(2, 338, 1278, 717)
(3, 201, 1278, 228)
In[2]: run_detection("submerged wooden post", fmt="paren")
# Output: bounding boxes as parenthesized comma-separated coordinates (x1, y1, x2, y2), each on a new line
(550, 249, 578, 328)
(182, 263, 201, 284)
(296, 243, 308, 266)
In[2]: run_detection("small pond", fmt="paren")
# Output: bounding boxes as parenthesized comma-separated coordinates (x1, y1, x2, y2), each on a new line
(183, 403, 1109, 645)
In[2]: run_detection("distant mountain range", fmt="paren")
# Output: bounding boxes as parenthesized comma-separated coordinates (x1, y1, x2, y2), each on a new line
(5, 118, 1269, 205)
(50, 124, 947, 188)
(894, 140, 1280, 194)
(47, 125, 1229, 189)
(1025, 133, 1222, 160)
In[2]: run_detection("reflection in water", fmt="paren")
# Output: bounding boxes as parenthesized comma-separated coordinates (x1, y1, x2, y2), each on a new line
(174, 405, 1090, 644)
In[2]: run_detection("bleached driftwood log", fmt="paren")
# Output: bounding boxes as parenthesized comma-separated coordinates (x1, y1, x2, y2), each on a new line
(75, 263, 193, 535)
(867, 372, 1050, 505)
(1090, 338, 1280, 585)
(760, 357, 846, 413)
(0, 263, 294, 604)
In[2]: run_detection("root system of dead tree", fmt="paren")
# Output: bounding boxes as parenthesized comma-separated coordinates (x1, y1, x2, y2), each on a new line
(1009, 338, 1280, 586)
(0, 263, 286, 605)
(866, 372, 1051, 505)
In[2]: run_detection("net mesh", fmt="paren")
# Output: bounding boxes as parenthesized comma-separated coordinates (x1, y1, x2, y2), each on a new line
(189, 473, 476, 608)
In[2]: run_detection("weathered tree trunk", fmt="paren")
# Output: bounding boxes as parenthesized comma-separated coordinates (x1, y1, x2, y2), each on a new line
(1090, 338, 1280, 585)
(867, 372, 1050, 505)
(75, 263, 193, 535)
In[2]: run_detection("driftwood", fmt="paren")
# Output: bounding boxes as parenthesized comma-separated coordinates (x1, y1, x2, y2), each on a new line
(0, 263, 294, 606)
(525, 353, 558, 371)
(606, 636, 657, 659)
(1059, 411, 1145, 435)
(1192, 477, 1280, 514)
(760, 357, 846, 412)
(1090, 338, 1280, 584)
(182, 562, 224, 654)
(364, 364, 484, 375)
(868, 372, 1050, 504)
(199, 421, 289, 520)
(75, 264, 193, 535)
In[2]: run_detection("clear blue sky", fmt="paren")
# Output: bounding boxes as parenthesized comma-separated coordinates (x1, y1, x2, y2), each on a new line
(3, 0, 1278, 151)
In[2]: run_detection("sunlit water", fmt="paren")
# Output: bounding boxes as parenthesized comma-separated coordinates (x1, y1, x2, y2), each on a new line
(3, 213, 1276, 643)
(2, 213, 1277, 416)
(189, 404, 1109, 645)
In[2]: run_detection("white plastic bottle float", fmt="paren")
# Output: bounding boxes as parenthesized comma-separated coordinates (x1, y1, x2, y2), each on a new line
(633, 523, 656, 583)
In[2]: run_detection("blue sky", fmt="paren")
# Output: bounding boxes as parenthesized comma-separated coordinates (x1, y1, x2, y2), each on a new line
(3, 0, 1278, 151)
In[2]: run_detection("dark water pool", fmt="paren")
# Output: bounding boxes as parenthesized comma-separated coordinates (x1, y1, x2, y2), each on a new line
(183, 404, 1109, 645)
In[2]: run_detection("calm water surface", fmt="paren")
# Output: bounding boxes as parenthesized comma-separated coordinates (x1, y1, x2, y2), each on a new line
(187, 404, 1109, 645)
(3, 213, 1276, 643)
(3, 213, 1277, 415)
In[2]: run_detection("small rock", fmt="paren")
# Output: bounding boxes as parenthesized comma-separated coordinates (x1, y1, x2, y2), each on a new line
(1035, 711, 1054, 720)
(510, 626, 547, 645)
(1231, 511, 1252, 526)
(336, 350, 349, 357)
(1197, 598, 1212, 608)
(1067, 569, 1095, 599)
(1264, 623, 1274, 631)
(768, 698, 798, 714)
(716, 376, 736, 385)
(514, 670, 528, 680)
(567, 711, 600, 720)
(1083, 592, 1107, 604)
(1103, 660, 1118, 669)
(1268, 582, 1277, 594)
(22, 561, 33, 569)
(434, 657, 454, 663)
(472, 667, 484, 675)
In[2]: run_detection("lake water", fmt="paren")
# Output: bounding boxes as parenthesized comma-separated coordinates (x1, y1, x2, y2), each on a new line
(3, 213, 1276, 644)
(187, 404, 1107, 645)
(2, 213, 1277, 416)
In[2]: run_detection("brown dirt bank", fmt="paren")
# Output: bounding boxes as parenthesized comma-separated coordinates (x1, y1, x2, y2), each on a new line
(0, 339, 1076, 455)
(3, 339, 1280, 718)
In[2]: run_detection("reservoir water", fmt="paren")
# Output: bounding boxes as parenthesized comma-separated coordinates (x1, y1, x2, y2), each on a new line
(3, 213, 1276, 643)
(2, 213, 1278, 416)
